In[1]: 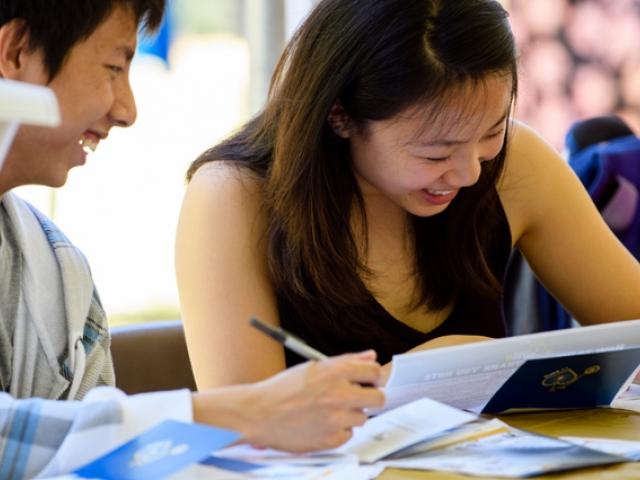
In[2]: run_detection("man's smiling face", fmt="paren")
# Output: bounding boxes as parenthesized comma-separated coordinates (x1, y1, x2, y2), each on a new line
(5, 4, 139, 188)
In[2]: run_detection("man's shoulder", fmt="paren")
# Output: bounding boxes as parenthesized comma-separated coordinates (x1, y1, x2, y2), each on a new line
(31, 206, 74, 248)
(2, 191, 94, 290)
(2, 192, 72, 246)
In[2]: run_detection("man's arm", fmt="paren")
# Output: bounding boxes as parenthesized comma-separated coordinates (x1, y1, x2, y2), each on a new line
(0, 388, 192, 479)
(1, 352, 384, 479)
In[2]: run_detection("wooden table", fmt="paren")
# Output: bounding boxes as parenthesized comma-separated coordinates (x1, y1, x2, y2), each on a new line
(378, 408, 640, 479)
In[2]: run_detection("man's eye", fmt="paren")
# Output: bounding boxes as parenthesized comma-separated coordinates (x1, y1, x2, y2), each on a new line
(106, 65, 124, 74)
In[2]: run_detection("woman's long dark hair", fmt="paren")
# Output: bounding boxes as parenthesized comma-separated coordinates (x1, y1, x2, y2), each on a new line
(188, 0, 518, 330)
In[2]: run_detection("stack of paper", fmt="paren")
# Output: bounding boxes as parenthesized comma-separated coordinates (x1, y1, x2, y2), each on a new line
(181, 449, 369, 479)
(63, 397, 634, 479)
(337, 397, 477, 463)
(381, 421, 627, 477)
(184, 398, 476, 479)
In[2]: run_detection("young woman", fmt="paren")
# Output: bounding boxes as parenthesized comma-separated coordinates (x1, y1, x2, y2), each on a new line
(176, 0, 640, 389)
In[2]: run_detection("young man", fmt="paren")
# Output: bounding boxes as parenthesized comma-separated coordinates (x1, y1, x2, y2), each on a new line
(0, 2, 384, 477)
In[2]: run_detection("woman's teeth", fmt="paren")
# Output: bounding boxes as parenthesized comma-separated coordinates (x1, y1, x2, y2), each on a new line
(425, 189, 454, 196)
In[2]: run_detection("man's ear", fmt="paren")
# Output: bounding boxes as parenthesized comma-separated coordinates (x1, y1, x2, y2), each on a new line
(327, 102, 352, 139)
(0, 19, 41, 81)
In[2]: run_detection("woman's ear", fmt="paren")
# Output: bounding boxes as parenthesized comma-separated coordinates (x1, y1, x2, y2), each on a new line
(0, 19, 43, 81)
(327, 102, 352, 139)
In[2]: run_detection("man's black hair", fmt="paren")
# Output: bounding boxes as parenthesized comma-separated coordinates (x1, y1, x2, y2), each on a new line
(0, 0, 165, 80)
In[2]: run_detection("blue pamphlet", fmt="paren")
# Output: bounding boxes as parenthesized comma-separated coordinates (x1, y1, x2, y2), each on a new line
(74, 420, 240, 479)
(482, 347, 640, 414)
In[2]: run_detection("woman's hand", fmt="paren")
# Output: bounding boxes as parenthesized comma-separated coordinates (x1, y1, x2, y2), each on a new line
(245, 350, 385, 451)
(193, 350, 384, 452)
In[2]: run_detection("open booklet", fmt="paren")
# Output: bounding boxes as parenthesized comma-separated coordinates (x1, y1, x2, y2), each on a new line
(0, 78, 60, 169)
(384, 319, 640, 414)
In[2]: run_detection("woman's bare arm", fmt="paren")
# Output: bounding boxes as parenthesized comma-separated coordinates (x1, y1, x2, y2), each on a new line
(500, 122, 640, 325)
(176, 163, 286, 388)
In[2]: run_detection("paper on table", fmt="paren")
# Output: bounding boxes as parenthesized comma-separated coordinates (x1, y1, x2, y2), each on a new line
(173, 461, 368, 480)
(336, 397, 476, 463)
(214, 444, 353, 466)
(175, 465, 383, 480)
(388, 418, 509, 459)
(198, 445, 368, 479)
(210, 399, 476, 469)
(561, 436, 640, 460)
(382, 426, 627, 477)
(384, 319, 640, 412)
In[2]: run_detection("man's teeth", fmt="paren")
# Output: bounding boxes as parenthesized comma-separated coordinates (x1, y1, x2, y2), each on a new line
(79, 136, 98, 153)
(426, 189, 453, 196)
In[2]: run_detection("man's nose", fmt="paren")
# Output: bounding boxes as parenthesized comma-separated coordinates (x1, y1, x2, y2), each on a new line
(109, 79, 137, 127)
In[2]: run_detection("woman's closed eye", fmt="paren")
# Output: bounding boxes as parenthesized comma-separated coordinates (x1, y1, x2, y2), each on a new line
(412, 148, 452, 162)
(412, 128, 505, 162)
(422, 155, 450, 162)
(484, 129, 505, 140)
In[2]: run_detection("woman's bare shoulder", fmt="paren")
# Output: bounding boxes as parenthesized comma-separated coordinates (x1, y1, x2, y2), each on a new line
(501, 120, 557, 182)
(180, 160, 268, 239)
(498, 120, 568, 244)
(188, 161, 264, 199)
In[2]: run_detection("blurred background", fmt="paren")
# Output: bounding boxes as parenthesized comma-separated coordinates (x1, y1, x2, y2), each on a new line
(510, 0, 640, 149)
(15, 0, 640, 325)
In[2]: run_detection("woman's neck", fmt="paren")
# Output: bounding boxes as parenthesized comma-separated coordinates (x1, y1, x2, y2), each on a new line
(351, 192, 413, 268)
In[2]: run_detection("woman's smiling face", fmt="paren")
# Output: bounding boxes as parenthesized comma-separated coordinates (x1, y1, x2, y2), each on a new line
(348, 74, 513, 218)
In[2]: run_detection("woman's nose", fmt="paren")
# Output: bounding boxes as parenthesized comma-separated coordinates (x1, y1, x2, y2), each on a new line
(444, 151, 482, 188)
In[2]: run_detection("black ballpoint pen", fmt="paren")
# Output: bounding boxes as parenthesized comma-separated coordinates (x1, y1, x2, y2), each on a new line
(249, 316, 328, 361)
(250, 317, 376, 389)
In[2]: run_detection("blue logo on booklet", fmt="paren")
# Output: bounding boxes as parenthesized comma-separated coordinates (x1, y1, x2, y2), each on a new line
(74, 420, 240, 479)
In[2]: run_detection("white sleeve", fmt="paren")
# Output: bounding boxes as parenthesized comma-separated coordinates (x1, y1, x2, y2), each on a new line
(37, 387, 192, 478)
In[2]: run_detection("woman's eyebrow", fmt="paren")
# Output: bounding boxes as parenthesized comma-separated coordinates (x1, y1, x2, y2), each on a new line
(414, 112, 508, 147)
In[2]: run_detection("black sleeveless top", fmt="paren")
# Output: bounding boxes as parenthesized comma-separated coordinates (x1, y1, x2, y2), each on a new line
(279, 200, 513, 366)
